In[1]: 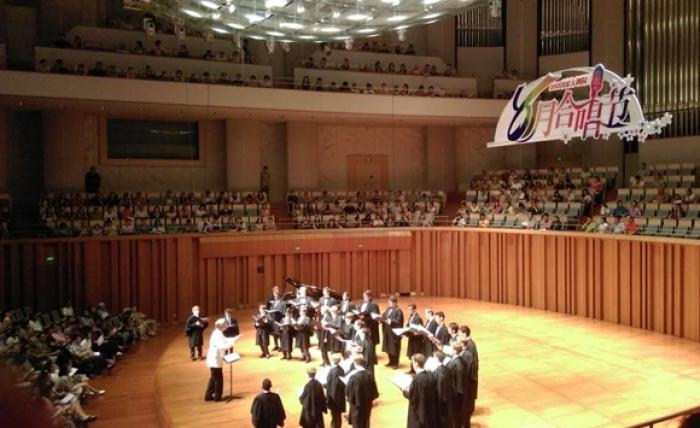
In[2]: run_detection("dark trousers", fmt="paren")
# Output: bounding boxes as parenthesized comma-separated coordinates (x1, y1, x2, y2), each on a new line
(190, 345, 202, 358)
(330, 409, 342, 428)
(387, 352, 399, 366)
(204, 367, 224, 401)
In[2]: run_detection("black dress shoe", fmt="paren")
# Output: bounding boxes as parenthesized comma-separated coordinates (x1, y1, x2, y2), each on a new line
(191, 357, 196, 361)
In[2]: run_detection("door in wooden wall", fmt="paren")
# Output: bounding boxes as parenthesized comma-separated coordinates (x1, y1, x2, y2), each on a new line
(347, 155, 389, 190)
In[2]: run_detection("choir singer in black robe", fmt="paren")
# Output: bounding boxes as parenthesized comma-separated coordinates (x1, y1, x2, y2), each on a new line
(254, 304, 271, 358)
(433, 351, 454, 428)
(356, 327, 377, 374)
(326, 353, 346, 428)
(447, 342, 466, 428)
(423, 309, 438, 357)
(251, 378, 286, 428)
(185, 305, 208, 361)
(459, 338, 478, 428)
(346, 356, 379, 428)
(402, 354, 439, 428)
(381, 295, 404, 368)
(299, 367, 328, 428)
(358, 290, 380, 348)
(223, 308, 240, 338)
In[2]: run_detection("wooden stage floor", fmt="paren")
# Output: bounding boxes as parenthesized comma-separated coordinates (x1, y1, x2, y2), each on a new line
(86, 297, 700, 428)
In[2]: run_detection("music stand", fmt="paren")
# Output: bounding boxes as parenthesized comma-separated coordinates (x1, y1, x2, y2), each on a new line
(223, 351, 241, 403)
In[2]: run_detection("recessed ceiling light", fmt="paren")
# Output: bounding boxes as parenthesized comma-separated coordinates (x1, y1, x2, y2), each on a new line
(347, 13, 369, 21)
(424, 0, 441, 5)
(395, 24, 409, 30)
(265, 0, 287, 8)
(319, 26, 341, 33)
(281, 22, 305, 30)
(212, 12, 221, 20)
(183, 9, 202, 18)
(201, 1, 219, 10)
(212, 27, 229, 33)
(279, 39, 294, 42)
(245, 14, 264, 23)
(422, 12, 442, 19)
(226, 22, 245, 29)
(424, 19, 440, 24)
(355, 28, 377, 33)
(267, 31, 285, 37)
(387, 15, 407, 22)
(227, 4, 236, 13)
(248, 35, 266, 40)
(297, 34, 315, 39)
(334, 35, 351, 40)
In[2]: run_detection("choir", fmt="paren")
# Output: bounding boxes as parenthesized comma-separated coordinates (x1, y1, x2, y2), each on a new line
(188, 283, 480, 428)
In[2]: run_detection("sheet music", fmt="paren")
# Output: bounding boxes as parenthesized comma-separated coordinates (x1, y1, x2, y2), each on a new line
(392, 327, 410, 336)
(340, 369, 360, 385)
(69, 367, 78, 377)
(387, 373, 413, 390)
(223, 352, 241, 364)
(370, 313, 383, 321)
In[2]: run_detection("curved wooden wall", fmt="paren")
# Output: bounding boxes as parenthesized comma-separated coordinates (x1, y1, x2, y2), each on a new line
(1, 228, 699, 342)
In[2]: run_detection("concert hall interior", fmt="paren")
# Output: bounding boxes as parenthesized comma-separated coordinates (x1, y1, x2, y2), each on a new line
(0, 1, 700, 428)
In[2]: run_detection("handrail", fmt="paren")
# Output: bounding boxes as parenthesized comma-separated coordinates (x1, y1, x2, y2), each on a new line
(626, 404, 700, 428)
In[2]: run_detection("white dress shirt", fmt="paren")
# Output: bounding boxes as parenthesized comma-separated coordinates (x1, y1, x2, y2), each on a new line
(206, 329, 236, 368)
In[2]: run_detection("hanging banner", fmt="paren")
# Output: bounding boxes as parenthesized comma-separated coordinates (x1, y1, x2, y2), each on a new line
(488, 64, 672, 148)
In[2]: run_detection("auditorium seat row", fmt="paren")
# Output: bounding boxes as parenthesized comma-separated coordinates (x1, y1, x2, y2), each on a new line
(617, 188, 700, 203)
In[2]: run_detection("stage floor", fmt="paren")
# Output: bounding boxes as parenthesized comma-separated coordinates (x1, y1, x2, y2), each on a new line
(90, 297, 700, 428)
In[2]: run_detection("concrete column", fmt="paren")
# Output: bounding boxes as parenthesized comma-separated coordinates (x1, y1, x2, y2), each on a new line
(426, 126, 456, 191)
(286, 122, 319, 190)
(225, 119, 262, 190)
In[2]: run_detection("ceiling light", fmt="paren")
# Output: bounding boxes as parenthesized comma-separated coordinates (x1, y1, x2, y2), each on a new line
(212, 12, 221, 20)
(248, 35, 266, 40)
(279, 39, 294, 42)
(332, 10, 341, 18)
(281, 22, 304, 29)
(355, 28, 377, 33)
(267, 31, 285, 37)
(297, 34, 315, 39)
(246, 13, 264, 23)
(319, 26, 341, 33)
(183, 9, 202, 18)
(424, 19, 440, 24)
(365, 33, 380, 37)
(423, 0, 441, 4)
(226, 22, 245, 29)
(227, 4, 236, 13)
(422, 12, 442, 19)
(387, 15, 407, 22)
(212, 27, 229, 33)
(201, 1, 220, 9)
(394, 24, 409, 30)
(296, 2, 305, 13)
(334, 35, 351, 40)
(347, 13, 368, 21)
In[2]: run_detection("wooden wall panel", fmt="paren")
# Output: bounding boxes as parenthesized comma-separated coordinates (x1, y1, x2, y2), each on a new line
(1, 229, 700, 344)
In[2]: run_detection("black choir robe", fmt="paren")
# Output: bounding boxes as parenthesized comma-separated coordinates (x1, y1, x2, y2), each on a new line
(299, 378, 328, 428)
(465, 338, 479, 399)
(326, 365, 346, 413)
(460, 350, 478, 418)
(324, 314, 345, 353)
(381, 307, 404, 357)
(295, 315, 312, 350)
(358, 337, 377, 368)
(405, 313, 424, 357)
(341, 323, 356, 353)
(251, 391, 286, 428)
(447, 353, 466, 428)
(319, 297, 337, 308)
(223, 316, 240, 338)
(358, 301, 380, 346)
(255, 314, 272, 348)
(403, 370, 439, 428)
(339, 300, 356, 315)
(435, 325, 450, 347)
(185, 315, 208, 348)
(279, 316, 296, 353)
(434, 364, 454, 428)
(423, 319, 438, 357)
(346, 369, 379, 428)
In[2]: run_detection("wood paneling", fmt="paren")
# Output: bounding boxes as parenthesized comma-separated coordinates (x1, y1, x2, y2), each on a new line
(1, 229, 699, 343)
